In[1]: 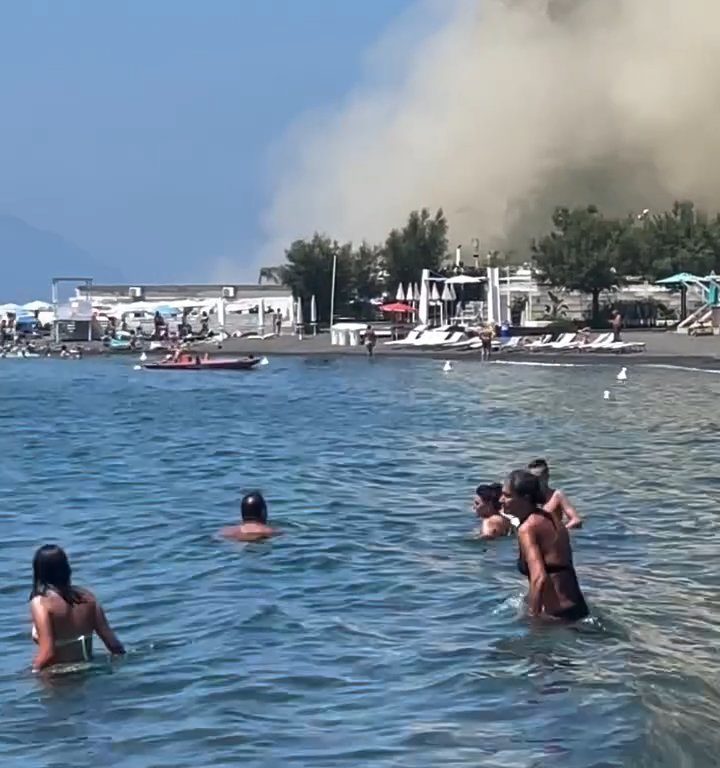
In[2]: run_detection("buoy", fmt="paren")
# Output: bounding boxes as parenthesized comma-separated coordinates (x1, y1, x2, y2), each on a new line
(133, 364, 142, 371)
(617, 367, 627, 382)
(443, 360, 453, 373)
(140, 352, 147, 362)
(603, 390, 611, 400)
(260, 356, 269, 366)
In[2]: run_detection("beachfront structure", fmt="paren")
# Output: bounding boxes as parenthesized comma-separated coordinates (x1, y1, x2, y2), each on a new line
(72, 283, 295, 336)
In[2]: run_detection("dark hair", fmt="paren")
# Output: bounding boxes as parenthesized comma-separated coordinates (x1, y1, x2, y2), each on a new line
(506, 469, 546, 507)
(241, 492, 268, 523)
(527, 458, 549, 475)
(475, 483, 502, 511)
(30, 545, 84, 605)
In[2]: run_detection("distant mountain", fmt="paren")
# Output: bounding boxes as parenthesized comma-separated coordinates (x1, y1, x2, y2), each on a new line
(0, 214, 124, 303)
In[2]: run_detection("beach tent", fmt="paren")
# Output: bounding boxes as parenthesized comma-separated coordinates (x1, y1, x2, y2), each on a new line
(656, 272, 705, 321)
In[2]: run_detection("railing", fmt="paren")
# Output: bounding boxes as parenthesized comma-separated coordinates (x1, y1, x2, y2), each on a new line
(677, 303, 711, 333)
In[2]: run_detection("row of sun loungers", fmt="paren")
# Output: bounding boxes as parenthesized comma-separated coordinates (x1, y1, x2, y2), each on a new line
(383, 328, 645, 354)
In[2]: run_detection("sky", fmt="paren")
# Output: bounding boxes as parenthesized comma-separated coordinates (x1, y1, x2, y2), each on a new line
(0, 0, 417, 284)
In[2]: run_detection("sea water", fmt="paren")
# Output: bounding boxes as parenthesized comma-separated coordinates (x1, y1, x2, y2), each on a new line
(1, 356, 719, 767)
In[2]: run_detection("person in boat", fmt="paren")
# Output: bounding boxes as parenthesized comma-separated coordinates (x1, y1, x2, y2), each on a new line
(527, 458, 582, 529)
(473, 483, 512, 539)
(220, 492, 280, 542)
(501, 470, 589, 622)
(29, 545, 125, 671)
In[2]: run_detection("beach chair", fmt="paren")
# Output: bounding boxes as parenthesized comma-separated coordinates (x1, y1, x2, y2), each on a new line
(498, 336, 523, 352)
(569, 332, 613, 351)
(546, 333, 578, 350)
(525, 334, 555, 350)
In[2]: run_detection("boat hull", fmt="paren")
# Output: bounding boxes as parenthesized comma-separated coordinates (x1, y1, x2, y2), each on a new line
(143, 358, 261, 371)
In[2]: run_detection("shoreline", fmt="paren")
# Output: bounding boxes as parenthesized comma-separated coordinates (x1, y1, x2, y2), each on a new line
(6, 331, 720, 370)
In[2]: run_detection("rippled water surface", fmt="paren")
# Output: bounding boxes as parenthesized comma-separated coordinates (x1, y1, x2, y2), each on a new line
(1, 356, 720, 767)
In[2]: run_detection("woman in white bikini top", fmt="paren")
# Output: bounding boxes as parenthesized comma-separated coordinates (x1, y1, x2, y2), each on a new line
(30, 544, 125, 671)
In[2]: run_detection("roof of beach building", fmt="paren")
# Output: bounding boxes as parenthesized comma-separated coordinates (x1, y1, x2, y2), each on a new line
(81, 283, 292, 300)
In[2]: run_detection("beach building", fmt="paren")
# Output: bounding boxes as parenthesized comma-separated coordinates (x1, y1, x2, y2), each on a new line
(72, 283, 294, 336)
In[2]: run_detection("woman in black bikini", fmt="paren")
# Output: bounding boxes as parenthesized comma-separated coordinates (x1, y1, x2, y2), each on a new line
(501, 469, 588, 621)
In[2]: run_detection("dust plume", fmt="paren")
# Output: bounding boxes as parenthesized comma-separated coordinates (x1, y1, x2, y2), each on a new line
(259, 0, 720, 266)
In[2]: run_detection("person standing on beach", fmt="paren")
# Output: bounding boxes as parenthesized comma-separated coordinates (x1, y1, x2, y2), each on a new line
(611, 311, 623, 342)
(479, 325, 493, 361)
(365, 325, 377, 358)
(274, 311, 282, 337)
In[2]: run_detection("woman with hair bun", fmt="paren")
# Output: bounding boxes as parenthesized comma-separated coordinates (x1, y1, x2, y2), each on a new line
(501, 470, 588, 621)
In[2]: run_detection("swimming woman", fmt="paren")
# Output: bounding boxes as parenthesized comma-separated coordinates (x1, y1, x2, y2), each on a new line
(501, 470, 588, 621)
(473, 483, 512, 539)
(527, 458, 582, 529)
(220, 491, 280, 542)
(30, 545, 125, 671)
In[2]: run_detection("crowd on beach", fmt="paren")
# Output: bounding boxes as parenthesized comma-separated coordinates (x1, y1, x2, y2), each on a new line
(27, 458, 587, 674)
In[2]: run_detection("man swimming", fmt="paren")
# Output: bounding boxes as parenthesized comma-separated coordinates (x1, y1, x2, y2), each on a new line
(220, 492, 280, 542)
(527, 458, 582, 529)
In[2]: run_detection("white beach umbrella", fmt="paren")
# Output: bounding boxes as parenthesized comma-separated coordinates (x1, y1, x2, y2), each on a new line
(445, 274, 482, 285)
(414, 283, 421, 301)
(430, 283, 441, 302)
(0, 303, 23, 314)
(405, 284, 415, 302)
(440, 283, 453, 302)
(310, 295, 317, 324)
(395, 283, 405, 301)
(23, 300, 52, 312)
(258, 298, 265, 331)
(448, 283, 457, 301)
(296, 296, 304, 333)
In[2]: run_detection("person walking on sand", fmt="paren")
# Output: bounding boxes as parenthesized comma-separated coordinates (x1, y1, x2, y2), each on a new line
(365, 325, 377, 358)
(274, 311, 282, 337)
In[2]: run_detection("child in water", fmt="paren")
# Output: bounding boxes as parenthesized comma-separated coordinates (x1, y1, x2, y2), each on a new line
(220, 492, 280, 542)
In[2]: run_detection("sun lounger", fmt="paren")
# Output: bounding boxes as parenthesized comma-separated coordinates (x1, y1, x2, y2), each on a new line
(525, 334, 555, 350)
(384, 329, 424, 346)
(567, 332, 613, 351)
(545, 333, 578, 350)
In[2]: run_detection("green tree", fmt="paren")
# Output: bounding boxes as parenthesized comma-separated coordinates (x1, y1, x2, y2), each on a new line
(382, 208, 448, 289)
(620, 201, 720, 281)
(532, 205, 626, 321)
(279, 234, 354, 322)
(351, 242, 384, 302)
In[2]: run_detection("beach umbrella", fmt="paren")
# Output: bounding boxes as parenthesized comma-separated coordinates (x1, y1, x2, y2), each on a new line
(380, 302, 416, 314)
(395, 283, 406, 301)
(448, 283, 457, 301)
(22, 300, 52, 312)
(258, 298, 265, 331)
(310, 295, 317, 334)
(405, 284, 415, 302)
(0, 303, 22, 314)
(430, 283, 441, 302)
(445, 274, 482, 284)
(296, 296, 304, 337)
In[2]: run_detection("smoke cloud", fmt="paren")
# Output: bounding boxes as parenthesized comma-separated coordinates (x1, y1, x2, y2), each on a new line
(259, 0, 720, 266)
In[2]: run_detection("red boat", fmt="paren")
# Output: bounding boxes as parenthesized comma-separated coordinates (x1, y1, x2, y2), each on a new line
(143, 354, 262, 371)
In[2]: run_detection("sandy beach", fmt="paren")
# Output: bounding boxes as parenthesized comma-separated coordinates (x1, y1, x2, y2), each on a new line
(181, 330, 720, 370)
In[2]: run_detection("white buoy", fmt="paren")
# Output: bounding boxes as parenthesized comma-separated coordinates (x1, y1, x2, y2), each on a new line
(603, 390, 611, 400)
(140, 352, 147, 362)
(617, 367, 627, 382)
(133, 364, 142, 371)
(260, 356, 269, 366)
(443, 360, 453, 373)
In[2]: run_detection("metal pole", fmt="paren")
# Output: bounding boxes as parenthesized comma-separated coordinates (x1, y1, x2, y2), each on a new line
(329, 249, 337, 331)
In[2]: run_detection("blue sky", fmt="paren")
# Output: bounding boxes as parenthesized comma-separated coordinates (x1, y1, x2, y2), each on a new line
(0, 0, 417, 283)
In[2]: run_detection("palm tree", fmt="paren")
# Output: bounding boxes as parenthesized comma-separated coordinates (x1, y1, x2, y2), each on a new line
(258, 266, 283, 285)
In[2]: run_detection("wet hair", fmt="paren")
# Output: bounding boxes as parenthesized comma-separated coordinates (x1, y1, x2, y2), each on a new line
(241, 492, 268, 523)
(475, 483, 502, 512)
(506, 470, 546, 507)
(527, 458, 549, 476)
(30, 545, 84, 605)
